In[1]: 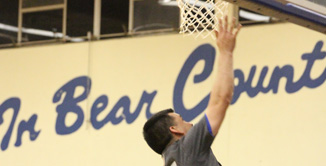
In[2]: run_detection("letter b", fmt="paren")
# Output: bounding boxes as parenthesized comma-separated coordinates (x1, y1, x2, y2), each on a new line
(53, 76, 91, 135)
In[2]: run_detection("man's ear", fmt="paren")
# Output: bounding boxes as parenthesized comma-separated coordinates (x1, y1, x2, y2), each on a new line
(169, 126, 184, 136)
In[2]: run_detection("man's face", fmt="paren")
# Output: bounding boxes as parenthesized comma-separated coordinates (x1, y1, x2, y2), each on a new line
(168, 113, 193, 135)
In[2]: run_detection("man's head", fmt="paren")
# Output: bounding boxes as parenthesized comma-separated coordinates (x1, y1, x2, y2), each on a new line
(143, 108, 193, 154)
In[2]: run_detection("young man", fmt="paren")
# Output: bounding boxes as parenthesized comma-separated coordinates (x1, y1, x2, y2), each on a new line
(143, 16, 241, 166)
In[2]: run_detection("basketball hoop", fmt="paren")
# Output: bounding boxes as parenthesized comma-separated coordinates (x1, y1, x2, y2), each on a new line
(177, 0, 229, 39)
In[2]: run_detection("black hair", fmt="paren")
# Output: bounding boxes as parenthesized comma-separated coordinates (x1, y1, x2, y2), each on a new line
(143, 108, 175, 154)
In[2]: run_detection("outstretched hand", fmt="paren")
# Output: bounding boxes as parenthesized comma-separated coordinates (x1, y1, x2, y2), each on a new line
(215, 16, 242, 55)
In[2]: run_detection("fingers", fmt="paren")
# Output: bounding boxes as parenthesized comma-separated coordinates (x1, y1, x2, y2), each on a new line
(234, 23, 242, 37)
(224, 15, 228, 31)
(218, 16, 241, 36)
(218, 18, 223, 33)
(214, 30, 219, 39)
(230, 17, 236, 32)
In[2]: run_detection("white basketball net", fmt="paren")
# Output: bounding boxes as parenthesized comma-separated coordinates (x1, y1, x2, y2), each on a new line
(177, 0, 229, 39)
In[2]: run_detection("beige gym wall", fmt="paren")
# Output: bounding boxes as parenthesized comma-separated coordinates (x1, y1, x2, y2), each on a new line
(0, 22, 325, 166)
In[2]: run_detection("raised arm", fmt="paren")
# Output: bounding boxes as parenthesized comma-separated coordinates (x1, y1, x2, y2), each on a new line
(206, 16, 241, 136)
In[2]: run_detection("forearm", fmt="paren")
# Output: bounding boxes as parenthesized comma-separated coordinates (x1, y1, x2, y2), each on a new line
(211, 52, 234, 104)
(205, 52, 234, 136)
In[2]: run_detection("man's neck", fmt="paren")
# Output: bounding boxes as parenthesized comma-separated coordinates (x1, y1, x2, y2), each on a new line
(162, 137, 179, 155)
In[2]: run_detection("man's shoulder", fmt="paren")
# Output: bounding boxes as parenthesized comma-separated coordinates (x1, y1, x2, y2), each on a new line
(185, 115, 211, 137)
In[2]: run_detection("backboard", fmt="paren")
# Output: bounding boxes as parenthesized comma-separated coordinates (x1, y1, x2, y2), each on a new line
(224, 0, 326, 34)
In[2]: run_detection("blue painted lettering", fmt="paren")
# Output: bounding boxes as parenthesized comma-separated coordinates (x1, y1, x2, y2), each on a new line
(0, 98, 20, 150)
(232, 41, 326, 103)
(1, 40, 324, 151)
(91, 91, 157, 129)
(53, 76, 91, 135)
(173, 44, 216, 122)
(15, 114, 40, 147)
(0, 98, 40, 151)
(174, 41, 325, 121)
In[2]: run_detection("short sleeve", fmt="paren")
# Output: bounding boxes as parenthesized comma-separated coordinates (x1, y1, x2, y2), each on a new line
(180, 114, 215, 155)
